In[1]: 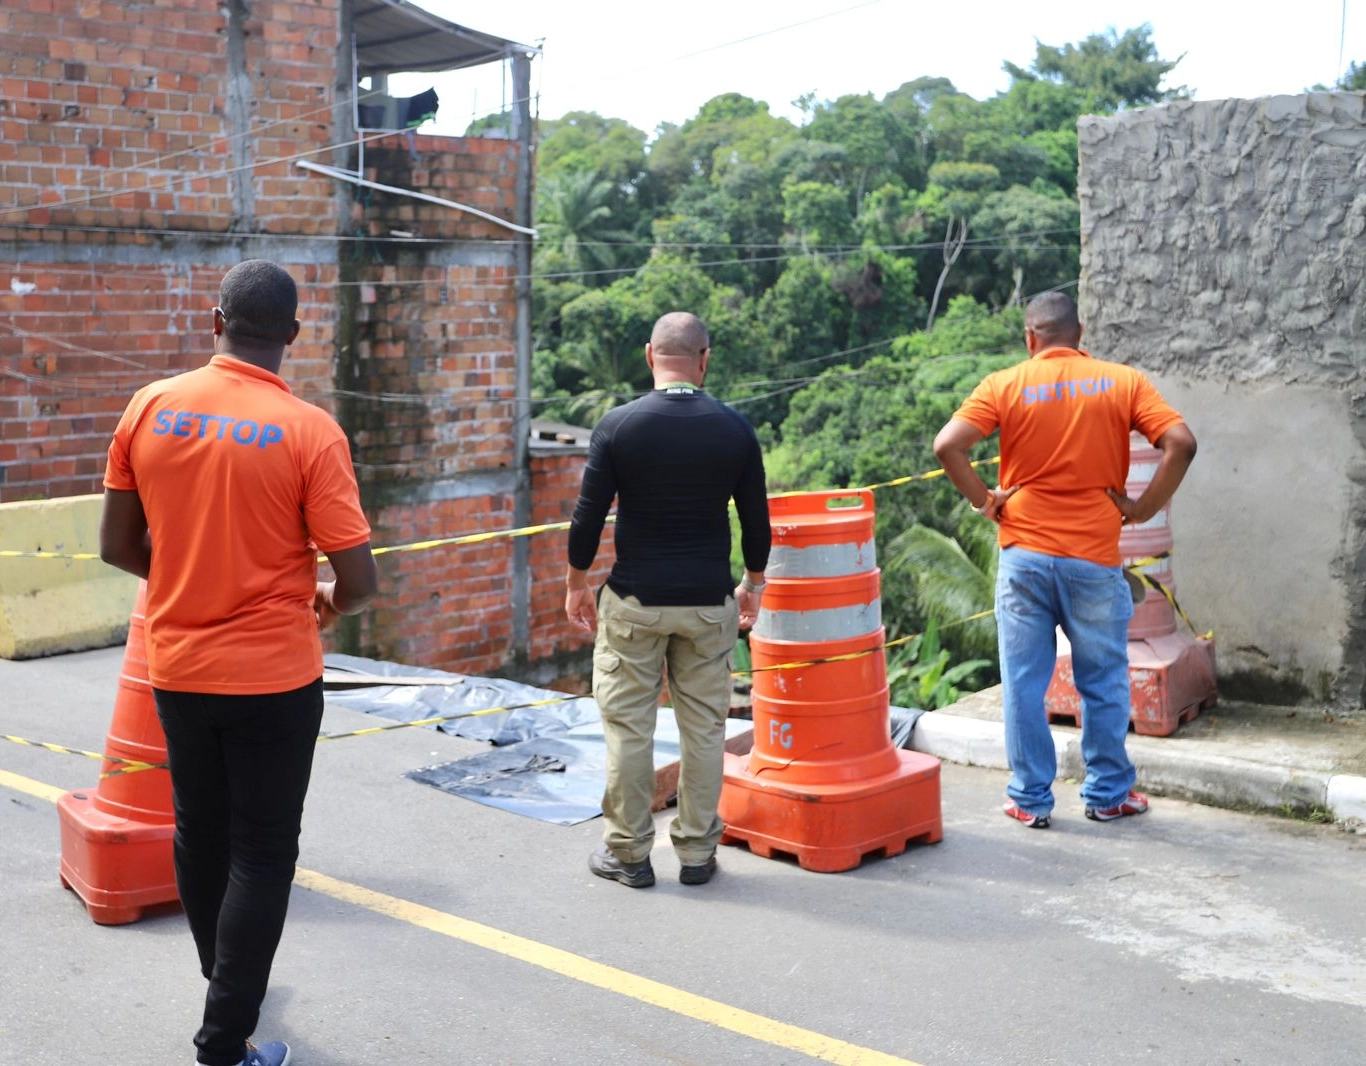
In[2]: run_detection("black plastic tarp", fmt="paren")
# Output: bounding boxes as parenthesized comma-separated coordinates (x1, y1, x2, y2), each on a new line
(324, 652, 929, 825)
(406, 712, 688, 826)
(323, 652, 599, 745)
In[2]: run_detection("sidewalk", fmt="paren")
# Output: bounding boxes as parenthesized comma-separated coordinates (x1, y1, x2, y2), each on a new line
(910, 686, 1366, 829)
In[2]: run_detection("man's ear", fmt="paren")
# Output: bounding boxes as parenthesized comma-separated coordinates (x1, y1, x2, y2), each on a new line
(699, 347, 710, 378)
(286, 319, 301, 346)
(212, 307, 225, 337)
(644, 342, 655, 370)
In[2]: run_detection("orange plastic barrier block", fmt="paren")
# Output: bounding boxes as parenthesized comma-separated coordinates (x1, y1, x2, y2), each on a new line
(58, 582, 180, 925)
(719, 749, 943, 873)
(58, 791, 177, 925)
(1045, 631, 1217, 737)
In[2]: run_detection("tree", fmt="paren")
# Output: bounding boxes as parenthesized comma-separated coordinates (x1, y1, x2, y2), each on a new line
(537, 111, 648, 193)
(764, 301, 1021, 648)
(885, 76, 960, 118)
(544, 257, 756, 426)
(832, 247, 924, 349)
(965, 183, 1080, 307)
(1339, 61, 1366, 91)
(733, 256, 845, 429)
(781, 180, 855, 250)
(646, 94, 799, 195)
(535, 170, 636, 283)
(767, 298, 1022, 528)
(805, 92, 926, 197)
(1005, 25, 1186, 112)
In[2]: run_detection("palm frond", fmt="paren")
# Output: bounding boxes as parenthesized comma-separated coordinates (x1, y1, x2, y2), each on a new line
(885, 523, 996, 659)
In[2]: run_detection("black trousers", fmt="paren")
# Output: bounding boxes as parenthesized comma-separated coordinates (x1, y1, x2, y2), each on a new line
(154, 679, 324, 1066)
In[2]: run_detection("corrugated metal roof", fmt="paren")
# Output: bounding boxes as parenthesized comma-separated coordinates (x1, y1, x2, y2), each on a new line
(354, 0, 538, 77)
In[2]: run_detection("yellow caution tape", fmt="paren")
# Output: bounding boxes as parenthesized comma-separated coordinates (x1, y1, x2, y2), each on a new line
(0, 457, 999, 561)
(1124, 558, 1211, 639)
(0, 734, 164, 774)
(1, 605, 1001, 774)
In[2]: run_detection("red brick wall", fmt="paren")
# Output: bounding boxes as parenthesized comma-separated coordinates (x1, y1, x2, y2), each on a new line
(0, 0, 341, 499)
(334, 137, 525, 672)
(528, 450, 614, 676)
(0, 262, 339, 500)
(0, 1, 602, 682)
(0, 0, 337, 236)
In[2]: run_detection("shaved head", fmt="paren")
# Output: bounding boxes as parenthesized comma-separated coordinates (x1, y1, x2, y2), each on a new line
(1024, 292, 1082, 347)
(649, 312, 709, 359)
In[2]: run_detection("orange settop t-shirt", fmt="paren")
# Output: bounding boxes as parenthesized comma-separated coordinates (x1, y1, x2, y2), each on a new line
(104, 355, 371, 694)
(952, 347, 1184, 567)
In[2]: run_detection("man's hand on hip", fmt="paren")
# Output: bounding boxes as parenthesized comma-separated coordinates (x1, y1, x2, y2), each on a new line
(1106, 487, 1140, 524)
(974, 485, 1019, 523)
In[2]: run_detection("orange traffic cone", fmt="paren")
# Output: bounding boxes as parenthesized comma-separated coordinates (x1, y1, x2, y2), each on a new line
(719, 491, 943, 872)
(58, 580, 179, 924)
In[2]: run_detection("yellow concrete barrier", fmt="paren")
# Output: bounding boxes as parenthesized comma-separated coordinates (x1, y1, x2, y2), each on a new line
(0, 495, 137, 659)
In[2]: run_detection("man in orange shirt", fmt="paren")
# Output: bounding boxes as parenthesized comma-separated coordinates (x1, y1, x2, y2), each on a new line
(101, 260, 377, 1066)
(934, 292, 1196, 829)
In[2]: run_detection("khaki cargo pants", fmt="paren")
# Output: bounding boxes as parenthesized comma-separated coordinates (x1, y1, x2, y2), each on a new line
(593, 584, 739, 865)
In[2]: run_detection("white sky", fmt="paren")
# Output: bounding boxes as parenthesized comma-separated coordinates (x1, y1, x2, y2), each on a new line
(392, 0, 1365, 138)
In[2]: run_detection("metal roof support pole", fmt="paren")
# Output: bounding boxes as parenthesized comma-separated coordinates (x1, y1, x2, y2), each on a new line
(294, 159, 536, 236)
(509, 47, 535, 667)
(351, 33, 363, 176)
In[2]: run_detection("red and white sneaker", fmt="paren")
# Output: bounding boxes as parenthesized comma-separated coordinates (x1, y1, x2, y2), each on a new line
(1003, 801, 1051, 829)
(1085, 789, 1150, 822)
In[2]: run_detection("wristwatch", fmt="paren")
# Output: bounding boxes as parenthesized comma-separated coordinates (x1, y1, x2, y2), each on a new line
(741, 576, 766, 592)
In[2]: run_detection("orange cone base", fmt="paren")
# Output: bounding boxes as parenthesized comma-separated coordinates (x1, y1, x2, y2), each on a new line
(718, 749, 943, 873)
(58, 789, 179, 925)
(1046, 631, 1218, 738)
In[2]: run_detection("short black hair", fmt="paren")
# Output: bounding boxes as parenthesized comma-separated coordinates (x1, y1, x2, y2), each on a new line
(1024, 291, 1081, 342)
(218, 260, 298, 347)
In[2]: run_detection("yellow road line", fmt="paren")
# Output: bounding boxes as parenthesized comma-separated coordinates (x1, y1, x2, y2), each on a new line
(2, 766, 924, 1066)
(295, 868, 923, 1066)
(0, 768, 67, 803)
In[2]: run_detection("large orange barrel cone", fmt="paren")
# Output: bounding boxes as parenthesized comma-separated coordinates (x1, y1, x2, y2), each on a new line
(1121, 438, 1177, 640)
(58, 580, 179, 924)
(720, 490, 942, 872)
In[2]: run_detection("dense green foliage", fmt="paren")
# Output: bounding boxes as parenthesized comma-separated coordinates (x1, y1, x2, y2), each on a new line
(513, 26, 1195, 680)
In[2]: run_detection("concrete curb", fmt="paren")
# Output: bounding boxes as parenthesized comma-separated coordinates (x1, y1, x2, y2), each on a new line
(910, 710, 1366, 831)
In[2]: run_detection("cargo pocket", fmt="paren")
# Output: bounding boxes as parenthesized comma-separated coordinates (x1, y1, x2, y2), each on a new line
(695, 600, 739, 659)
(592, 648, 622, 698)
(605, 601, 661, 646)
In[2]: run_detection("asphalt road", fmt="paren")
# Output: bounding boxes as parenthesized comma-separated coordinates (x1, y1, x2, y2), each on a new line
(2, 646, 1363, 1066)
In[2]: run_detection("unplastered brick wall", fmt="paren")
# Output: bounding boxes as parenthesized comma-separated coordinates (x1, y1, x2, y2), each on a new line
(355, 135, 521, 243)
(0, 0, 345, 502)
(0, 0, 340, 237)
(0, 261, 339, 501)
(335, 136, 533, 672)
(351, 495, 516, 672)
(527, 449, 613, 678)
(0, 2, 600, 684)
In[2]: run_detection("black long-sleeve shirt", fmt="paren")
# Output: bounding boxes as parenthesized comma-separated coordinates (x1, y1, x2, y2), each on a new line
(567, 387, 771, 606)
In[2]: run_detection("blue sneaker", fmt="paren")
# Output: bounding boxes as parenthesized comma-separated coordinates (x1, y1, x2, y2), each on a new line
(243, 1041, 291, 1066)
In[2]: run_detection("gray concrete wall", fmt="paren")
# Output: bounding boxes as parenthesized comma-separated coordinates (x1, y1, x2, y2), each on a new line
(1077, 92, 1366, 708)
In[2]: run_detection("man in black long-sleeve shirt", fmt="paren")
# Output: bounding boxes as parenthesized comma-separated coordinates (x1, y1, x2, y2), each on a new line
(566, 311, 770, 889)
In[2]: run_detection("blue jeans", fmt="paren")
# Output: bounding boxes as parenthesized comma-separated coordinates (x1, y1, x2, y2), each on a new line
(995, 547, 1135, 814)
